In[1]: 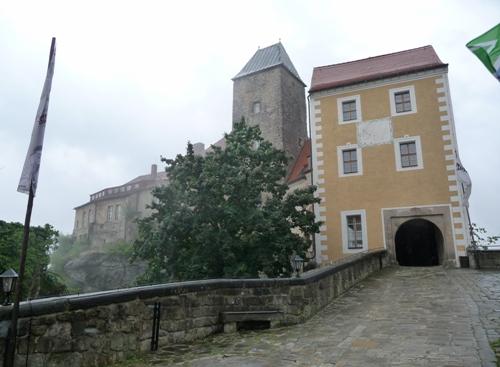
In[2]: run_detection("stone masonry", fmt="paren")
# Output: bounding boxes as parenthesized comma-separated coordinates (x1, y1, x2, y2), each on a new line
(124, 267, 500, 367)
(0, 250, 386, 367)
(232, 43, 307, 168)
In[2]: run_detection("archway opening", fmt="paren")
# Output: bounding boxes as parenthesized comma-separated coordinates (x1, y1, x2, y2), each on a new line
(395, 218, 444, 266)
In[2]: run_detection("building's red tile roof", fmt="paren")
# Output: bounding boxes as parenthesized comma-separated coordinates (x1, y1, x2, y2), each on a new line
(287, 139, 311, 184)
(310, 45, 447, 93)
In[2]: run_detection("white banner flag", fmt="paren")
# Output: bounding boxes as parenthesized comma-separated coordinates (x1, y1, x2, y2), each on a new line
(456, 155, 472, 207)
(17, 38, 56, 195)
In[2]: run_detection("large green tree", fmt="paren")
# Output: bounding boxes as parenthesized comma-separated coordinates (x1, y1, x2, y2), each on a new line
(0, 220, 66, 300)
(132, 121, 320, 282)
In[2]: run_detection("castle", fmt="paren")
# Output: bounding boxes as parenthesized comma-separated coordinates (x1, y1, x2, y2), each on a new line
(73, 43, 471, 267)
(73, 43, 310, 247)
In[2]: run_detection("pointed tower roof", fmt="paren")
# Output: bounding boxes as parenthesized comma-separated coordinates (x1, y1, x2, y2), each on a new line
(233, 42, 305, 86)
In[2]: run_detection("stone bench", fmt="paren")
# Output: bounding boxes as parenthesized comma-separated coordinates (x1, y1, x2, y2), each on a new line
(221, 310, 283, 333)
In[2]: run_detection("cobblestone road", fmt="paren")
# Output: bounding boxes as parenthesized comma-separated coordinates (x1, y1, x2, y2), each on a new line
(130, 267, 500, 367)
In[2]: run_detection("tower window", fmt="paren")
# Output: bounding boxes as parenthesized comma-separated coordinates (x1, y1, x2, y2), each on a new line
(393, 136, 423, 171)
(342, 101, 357, 121)
(394, 91, 412, 113)
(337, 144, 363, 177)
(337, 95, 361, 124)
(389, 85, 417, 116)
(342, 149, 358, 174)
(341, 209, 368, 252)
(346, 215, 363, 249)
(399, 141, 418, 167)
(252, 102, 261, 114)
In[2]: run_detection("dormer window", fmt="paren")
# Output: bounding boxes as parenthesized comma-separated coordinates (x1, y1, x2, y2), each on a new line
(252, 101, 261, 114)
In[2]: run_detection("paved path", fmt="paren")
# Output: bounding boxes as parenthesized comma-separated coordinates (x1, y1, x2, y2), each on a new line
(130, 267, 500, 367)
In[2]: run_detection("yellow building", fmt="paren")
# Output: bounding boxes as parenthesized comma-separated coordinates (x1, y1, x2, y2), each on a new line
(309, 46, 471, 267)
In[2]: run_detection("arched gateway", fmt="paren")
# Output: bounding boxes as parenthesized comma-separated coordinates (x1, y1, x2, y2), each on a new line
(395, 218, 444, 266)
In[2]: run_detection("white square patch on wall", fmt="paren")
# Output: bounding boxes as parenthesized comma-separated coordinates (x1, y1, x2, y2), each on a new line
(357, 118, 393, 148)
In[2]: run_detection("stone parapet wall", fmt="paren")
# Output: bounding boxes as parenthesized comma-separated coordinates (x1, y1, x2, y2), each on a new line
(468, 249, 500, 269)
(0, 250, 387, 367)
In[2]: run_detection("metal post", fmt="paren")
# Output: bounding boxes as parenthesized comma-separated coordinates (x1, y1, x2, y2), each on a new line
(150, 302, 161, 351)
(5, 186, 35, 367)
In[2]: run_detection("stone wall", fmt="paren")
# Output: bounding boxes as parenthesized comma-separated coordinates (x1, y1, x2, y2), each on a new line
(468, 249, 500, 269)
(232, 66, 307, 167)
(0, 250, 387, 367)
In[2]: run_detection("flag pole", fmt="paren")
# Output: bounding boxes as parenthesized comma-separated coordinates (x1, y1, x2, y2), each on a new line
(4, 186, 35, 367)
(5, 36, 56, 367)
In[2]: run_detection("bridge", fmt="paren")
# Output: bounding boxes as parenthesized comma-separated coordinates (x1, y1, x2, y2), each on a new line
(122, 266, 500, 367)
(1, 251, 499, 366)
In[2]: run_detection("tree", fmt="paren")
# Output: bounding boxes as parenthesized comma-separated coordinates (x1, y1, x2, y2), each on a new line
(0, 221, 66, 300)
(132, 120, 321, 282)
(471, 223, 499, 249)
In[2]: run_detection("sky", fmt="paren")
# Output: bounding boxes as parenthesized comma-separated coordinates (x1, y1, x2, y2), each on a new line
(0, 0, 499, 236)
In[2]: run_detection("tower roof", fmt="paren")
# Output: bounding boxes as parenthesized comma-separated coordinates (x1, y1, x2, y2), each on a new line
(310, 45, 447, 92)
(233, 42, 305, 85)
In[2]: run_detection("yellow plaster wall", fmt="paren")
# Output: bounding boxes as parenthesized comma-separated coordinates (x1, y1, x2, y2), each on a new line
(317, 75, 453, 261)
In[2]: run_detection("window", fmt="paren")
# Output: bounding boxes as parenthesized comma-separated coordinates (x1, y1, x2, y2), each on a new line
(342, 100, 357, 121)
(107, 206, 114, 221)
(394, 136, 423, 171)
(346, 215, 363, 249)
(341, 209, 367, 252)
(342, 149, 358, 174)
(394, 91, 411, 113)
(389, 85, 417, 116)
(252, 101, 261, 114)
(337, 95, 361, 124)
(399, 141, 418, 168)
(337, 145, 363, 177)
(115, 204, 121, 220)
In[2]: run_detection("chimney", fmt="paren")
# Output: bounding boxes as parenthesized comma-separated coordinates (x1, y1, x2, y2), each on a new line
(193, 142, 206, 157)
(151, 164, 157, 177)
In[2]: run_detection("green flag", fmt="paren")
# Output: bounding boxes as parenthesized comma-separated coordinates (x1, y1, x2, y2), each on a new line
(466, 23, 500, 81)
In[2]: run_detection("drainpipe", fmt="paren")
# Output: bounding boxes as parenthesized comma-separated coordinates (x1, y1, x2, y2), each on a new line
(306, 93, 317, 264)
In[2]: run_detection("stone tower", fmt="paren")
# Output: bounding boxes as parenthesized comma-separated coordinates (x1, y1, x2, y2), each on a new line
(232, 42, 307, 166)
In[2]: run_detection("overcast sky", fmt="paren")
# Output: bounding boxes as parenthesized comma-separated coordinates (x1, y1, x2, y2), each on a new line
(0, 0, 499, 236)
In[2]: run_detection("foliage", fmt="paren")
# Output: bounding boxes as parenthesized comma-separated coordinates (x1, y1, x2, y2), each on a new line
(132, 120, 321, 283)
(0, 220, 66, 300)
(471, 223, 499, 250)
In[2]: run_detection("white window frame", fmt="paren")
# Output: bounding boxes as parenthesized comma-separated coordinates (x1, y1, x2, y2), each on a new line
(341, 209, 368, 253)
(389, 85, 417, 116)
(394, 136, 424, 171)
(337, 144, 363, 177)
(337, 95, 362, 124)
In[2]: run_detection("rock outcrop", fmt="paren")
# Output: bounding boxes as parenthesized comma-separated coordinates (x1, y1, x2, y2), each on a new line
(63, 251, 147, 292)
